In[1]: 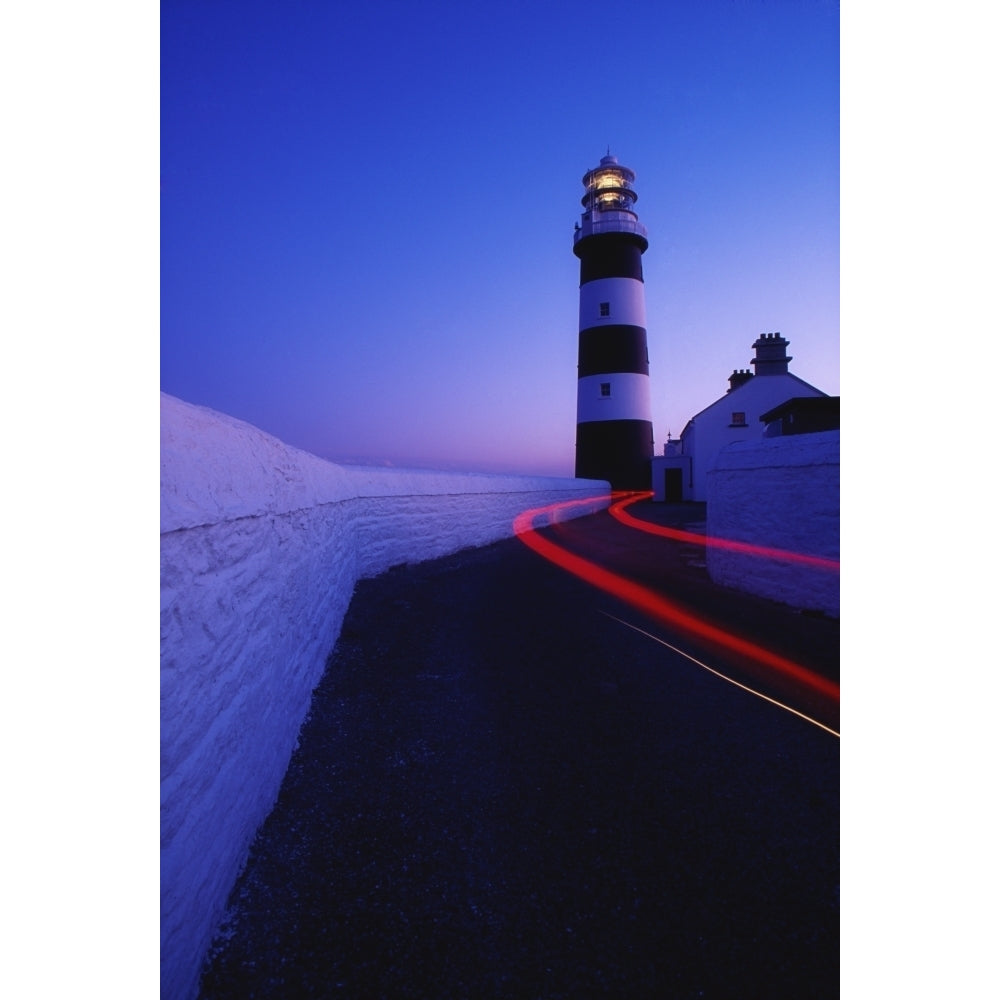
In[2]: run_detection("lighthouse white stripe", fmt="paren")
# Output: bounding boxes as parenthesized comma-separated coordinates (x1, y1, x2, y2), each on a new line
(576, 373, 652, 424)
(578, 277, 646, 330)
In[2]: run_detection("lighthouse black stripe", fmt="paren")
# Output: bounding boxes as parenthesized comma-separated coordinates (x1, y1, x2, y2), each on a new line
(578, 325, 649, 377)
(575, 419, 654, 490)
(575, 235, 645, 283)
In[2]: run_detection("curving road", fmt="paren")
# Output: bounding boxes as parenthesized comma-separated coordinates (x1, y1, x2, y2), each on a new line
(198, 498, 840, 999)
(517, 493, 840, 735)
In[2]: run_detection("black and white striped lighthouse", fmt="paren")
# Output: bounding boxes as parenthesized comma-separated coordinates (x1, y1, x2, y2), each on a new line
(573, 153, 654, 490)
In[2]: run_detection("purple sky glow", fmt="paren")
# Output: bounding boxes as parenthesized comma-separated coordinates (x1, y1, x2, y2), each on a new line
(161, 0, 839, 476)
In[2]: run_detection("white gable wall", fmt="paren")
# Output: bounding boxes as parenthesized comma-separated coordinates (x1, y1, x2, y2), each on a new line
(679, 374, 826, 501)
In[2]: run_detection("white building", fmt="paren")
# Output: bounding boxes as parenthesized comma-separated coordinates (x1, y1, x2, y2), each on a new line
(651, 333, 829, 502)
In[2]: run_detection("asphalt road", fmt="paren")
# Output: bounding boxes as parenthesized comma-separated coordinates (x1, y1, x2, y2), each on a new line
(537, 498, 840, 733)
(198, 502, 839, 999)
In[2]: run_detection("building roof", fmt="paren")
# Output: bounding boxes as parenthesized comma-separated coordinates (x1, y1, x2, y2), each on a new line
(680, 371, 828, 437)
(759, 395, 840, 424)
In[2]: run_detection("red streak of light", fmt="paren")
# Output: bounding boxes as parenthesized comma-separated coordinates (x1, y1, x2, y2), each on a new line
(609, 491, 840, 572)
(514, 496, 839, 704)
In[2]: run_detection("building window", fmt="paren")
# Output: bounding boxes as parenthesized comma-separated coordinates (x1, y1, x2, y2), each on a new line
(600, 382, 611, 397)
(599, 302, 610, 317)
(731, 411, 746, 426)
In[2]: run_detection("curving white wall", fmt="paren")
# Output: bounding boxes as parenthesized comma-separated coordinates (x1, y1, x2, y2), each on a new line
(705, 431, 839, 617)
(160, 393, 609, 1000)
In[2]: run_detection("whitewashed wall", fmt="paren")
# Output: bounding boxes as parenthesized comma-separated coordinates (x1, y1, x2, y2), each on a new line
(160, 393, 609, 1000)
(681, 375, 827, 501)
(705, 431, 839, 617)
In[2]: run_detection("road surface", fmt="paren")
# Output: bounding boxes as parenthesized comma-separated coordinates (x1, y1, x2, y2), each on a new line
(522, 495, 839, 734)
(198, 500, 839, 999)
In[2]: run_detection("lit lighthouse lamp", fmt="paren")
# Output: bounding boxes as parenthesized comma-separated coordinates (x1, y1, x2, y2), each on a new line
(573, 153, 654, 490)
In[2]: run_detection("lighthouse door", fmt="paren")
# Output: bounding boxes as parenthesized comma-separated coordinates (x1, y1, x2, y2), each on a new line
(664, 468, 683, 502)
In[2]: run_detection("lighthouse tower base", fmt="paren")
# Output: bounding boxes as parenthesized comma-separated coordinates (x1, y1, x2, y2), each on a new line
(576, 420, 653, 490)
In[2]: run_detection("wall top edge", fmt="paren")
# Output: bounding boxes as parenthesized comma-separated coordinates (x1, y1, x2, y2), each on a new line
(710, 431, 840, 473)
(161, 394, 607, 534)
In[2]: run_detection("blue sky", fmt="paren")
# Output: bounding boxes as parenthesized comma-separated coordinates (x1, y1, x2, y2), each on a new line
(161, 0, 839, 476)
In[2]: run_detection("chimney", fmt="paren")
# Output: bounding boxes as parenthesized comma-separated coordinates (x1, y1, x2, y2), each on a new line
(750, 332, 792, 375)
(727, 368, 754, 392)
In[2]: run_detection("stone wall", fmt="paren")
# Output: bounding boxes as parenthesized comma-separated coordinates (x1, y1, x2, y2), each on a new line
(706, 431, 839, 617)
(160, 393, 609, 999)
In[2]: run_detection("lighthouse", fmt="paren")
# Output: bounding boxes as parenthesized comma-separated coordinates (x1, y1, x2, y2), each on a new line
(573, 153, 654, 490)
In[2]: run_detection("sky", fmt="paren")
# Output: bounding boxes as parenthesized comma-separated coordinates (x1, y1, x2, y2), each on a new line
(160, 0, 840, 477)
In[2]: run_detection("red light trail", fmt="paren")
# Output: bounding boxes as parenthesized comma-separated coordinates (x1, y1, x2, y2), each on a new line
(608, 491, 840, 571)
(513, 493, 839, 731)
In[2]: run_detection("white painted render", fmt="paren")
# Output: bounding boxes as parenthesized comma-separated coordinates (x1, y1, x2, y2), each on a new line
(578, 276, 646, 329)
(650, 453, 693, 501)
(679, 373, 826, 501)
(160, 392, 610, 1000)
(706, 431, 839, 617)
(576, 372, 652, 423)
